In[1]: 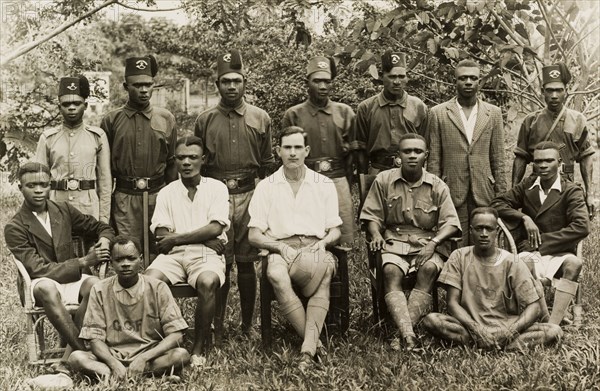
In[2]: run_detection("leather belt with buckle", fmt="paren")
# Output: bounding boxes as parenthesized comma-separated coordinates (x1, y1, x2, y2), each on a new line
(116, 175, 165, 193)
(51, 179, 96, 191)
(220, 176, 255, 194)
(306, 158, 344, 174)
(371, 154, 402, 169)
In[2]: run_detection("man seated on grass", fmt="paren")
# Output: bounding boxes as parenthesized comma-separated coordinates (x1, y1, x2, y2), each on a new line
(4, 162, 114, 372)
(248, 126, 342, 370)
(145, 136, 230, 365)
(491, 141, 589, 326)
(360, 133, 461, 350)
(422, 207, 563, 350)
(69, 236, 190, 381)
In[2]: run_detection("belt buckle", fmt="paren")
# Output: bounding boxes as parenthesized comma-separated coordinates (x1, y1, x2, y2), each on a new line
(135, 178, 149, 190)
(318, 160, 332, 172)
(393, 156, 402, 167)
(66, 179, 80, 191)
(226, 179, 238, 190)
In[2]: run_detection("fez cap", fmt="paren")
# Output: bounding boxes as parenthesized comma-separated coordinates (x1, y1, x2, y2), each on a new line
(542, 63, 571, 85)
(382, 51, 407, 74)
(125, 55, 158, 77)
(58, 76, 90, 98)
(307, 56, 337, 79)
(217, 49, 245, 78)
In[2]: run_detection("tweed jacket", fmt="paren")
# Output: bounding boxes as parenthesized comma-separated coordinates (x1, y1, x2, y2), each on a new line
(491, 176, 589, 256)
(4, 200, 115, 284)
(427, 97, 507, 208)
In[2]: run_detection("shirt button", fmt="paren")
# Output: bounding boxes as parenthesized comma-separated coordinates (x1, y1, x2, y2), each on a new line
(406, 208, 410, 211)
(68, 196, 74, 201)
(408, 189, 412, 192)
(69, 174, 74, 178)
(69, 152, 74, 156)
(388, 204, 392, 208)
(70, 132, 74, 137)
(232, 140, 236, 143)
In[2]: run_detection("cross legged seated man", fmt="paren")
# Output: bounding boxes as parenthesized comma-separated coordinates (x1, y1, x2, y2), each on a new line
(491, 141, 589, 326)
(68, 236, 190, 381)
(144, 136, 230, 364)
(359, 133, 461, 350)
(422, 208, 563, 350)
(248, 126, 342, 370)
(4, 162, 114, 371)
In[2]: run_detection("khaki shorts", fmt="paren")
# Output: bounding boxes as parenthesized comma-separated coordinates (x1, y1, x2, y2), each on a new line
(147, 246, 226, 288)
(31, 274, 93, 307)
(381, 252, 445, 276)
(518, 251, 573, 282)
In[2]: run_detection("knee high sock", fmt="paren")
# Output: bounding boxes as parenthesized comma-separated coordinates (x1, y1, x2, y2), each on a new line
(549, 278, 578, 325)
(301, 297, 329, 356)
(385, 291, 415, 339)
(280, 296, 306, 338)
(237, 265, 257, 331)
(407, 289, 433, 326)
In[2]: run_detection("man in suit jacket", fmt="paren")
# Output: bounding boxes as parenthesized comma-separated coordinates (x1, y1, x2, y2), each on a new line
(428, 59, 507, 245)
(491, 142, 589, 326)
(4, 162, 114, 361)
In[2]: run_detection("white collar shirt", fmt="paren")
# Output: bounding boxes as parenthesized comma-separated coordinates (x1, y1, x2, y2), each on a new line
(248, 166, 342, 240)
(456, 100, 478, 144)
(528, 175, 561, 204)
(150, 177, 230, 251)
(32, 211, 52, 237)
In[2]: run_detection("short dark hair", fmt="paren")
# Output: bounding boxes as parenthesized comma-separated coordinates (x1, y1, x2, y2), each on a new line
(533, 141, 561, 153)
(470, 207, 498, 222)
(455, 59, 479, 71)
(175, 136, 204, 151)
(398, 133, 427, 147)
(18, 162, 51, 181)
(278, 126, 307, 146)
(111, 235, 141, 254)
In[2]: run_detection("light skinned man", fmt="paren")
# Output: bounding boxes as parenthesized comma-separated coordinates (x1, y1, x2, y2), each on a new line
(427, 59, 507, 245)
(491, 142, 589, 326)
(422, 207, 563, 350)
(4, 162, 114, 371)
(360, 134, 461, 350)
(68, 236, 190, 381)
(145, 136, 230, 363)
(248, 126, 342, 369)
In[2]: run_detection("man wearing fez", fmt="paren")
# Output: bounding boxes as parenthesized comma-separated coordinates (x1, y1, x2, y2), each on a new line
(4, 162, 114, 369)
(427, 59, 507, 246)
(101, 55, 177, 261)
(512, 63, 595, 219)
(35, 75, 112, 223)
(194, 49, 275, 339)
(282, 56, 356, 246)
(354, 50, 428, 174)
(360, 134, 461, 350)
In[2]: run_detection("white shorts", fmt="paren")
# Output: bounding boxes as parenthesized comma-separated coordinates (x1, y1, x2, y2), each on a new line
(147, 246, 226, 288)
(519, 251, 573, 282)
(30, 274, 93, 307)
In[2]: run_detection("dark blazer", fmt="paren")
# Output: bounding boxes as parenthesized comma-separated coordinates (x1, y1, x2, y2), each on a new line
(4, 200, 115, 284)
(427, 98, 507, 208)
(491, 176, 589, 255)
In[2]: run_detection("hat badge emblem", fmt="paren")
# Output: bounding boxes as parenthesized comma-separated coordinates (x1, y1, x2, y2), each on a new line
(317, 61, 328, 69)
(66, 83, 77, 91)
(391, 54, 400, 64)
(549, 70, 561, 79)
(136, 60, 148, 70)
(223, 53, 231, 62)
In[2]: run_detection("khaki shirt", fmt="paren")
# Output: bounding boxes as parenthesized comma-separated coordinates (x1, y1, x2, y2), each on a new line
(194, 100, 274, 178)
(101, 104, 177, 179)
(360, 168, 461, 256)
(34, 122, 111, 223)
(353, 91, 428, 155)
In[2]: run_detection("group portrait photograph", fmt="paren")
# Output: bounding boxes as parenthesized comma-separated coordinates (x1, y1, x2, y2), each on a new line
(0, 0, 598, 390)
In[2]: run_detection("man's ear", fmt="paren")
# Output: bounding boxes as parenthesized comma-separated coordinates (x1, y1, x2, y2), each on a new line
(305, 145, 311, 157)
(424, 150, 429, 159)
(275, 146, 281, 158)
(18, 183, 22, 191)
(84, 102, 88, 110)
(123, 82, 128, 91)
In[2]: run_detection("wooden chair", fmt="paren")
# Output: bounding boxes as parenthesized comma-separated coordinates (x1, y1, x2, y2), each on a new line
(11, 253, 80, 365)
(259, 246, 350, 350)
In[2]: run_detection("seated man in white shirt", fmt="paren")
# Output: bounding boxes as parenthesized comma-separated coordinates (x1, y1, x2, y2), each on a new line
(145, 136, 230, 363)
(248, 126, 342, 370)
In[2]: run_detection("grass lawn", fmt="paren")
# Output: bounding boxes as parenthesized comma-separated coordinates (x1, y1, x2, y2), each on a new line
(1, 182, 599, 391)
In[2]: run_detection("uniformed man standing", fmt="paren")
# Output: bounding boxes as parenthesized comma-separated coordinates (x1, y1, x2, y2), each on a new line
(282, 56, 356, 246)
(101, 55, 178, 260)
(512, 63, 595, 219)
(35, 76, 111, 224)
(194, 49, 275, 339)
(354, 51, 428, 174)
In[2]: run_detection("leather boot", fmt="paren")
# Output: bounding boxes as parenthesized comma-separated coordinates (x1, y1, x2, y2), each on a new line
(549, 278, 578, 325)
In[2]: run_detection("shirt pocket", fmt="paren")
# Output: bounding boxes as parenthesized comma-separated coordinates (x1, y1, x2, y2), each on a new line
(413, 199, 438, 229)
(476, 285, 504, 313)
(385, 194, 404, 222)
(245, 115, 267, 136)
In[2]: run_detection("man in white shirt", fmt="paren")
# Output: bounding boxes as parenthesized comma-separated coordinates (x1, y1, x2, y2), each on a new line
(491, 142, 589, 326)
(145, 136, 230, 363)
(248, 126, 342, 370)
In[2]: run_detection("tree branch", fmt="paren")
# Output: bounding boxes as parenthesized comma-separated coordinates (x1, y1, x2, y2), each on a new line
(536, 0, 567, 62)
(489, 9, 526, 47)
(116, 2, 183, 12)
(0, 0, 118, 68)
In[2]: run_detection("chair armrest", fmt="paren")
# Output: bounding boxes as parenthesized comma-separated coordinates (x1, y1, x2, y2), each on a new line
(10, 253, 34, 309)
